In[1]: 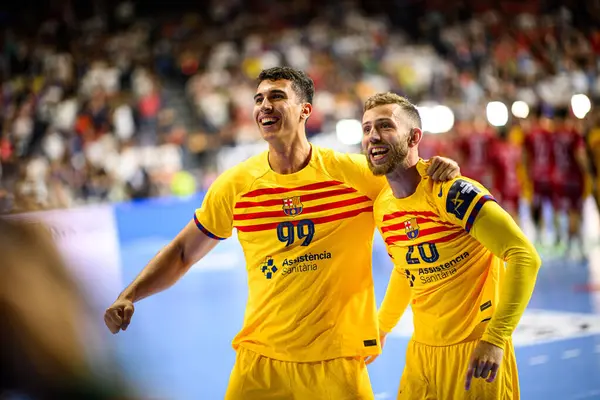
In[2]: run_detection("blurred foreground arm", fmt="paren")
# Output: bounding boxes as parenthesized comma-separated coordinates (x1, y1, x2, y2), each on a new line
(104, 221, 219, 334)
(1, 219, 139, 398)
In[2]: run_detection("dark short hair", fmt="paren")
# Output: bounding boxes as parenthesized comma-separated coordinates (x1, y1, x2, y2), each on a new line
(257, 67, 314, 104)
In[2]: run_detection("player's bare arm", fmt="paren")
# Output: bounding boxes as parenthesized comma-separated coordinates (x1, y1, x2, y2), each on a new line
(464, 200, 541, 390)
(104, 221, 220, 334)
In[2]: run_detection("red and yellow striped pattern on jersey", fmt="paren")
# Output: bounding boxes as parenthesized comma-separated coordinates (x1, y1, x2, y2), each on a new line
(375, 160, 504, 346)
(194, 145, 386, 362)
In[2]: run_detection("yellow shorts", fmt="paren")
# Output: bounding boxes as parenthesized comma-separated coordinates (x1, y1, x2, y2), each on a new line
(397, 339, 519, 400)
(225, 346, 374, 400)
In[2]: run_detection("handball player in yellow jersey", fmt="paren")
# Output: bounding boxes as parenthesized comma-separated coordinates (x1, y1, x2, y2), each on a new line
(104, 68, 460, 399)
(361, 93, 541, 399)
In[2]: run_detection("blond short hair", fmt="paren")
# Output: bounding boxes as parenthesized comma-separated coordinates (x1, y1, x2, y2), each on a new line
(364, 92, 422, 129)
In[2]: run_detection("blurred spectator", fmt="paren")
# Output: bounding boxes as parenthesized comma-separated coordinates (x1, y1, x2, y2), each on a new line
(0, 218, 138, 399)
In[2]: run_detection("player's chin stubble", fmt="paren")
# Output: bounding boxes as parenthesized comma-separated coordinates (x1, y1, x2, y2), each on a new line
(364, 142, 408, 176)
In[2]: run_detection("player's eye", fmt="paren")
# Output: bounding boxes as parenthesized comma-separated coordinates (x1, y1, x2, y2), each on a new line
(254, 97, 263, 104)
(363, 126, 371, 135)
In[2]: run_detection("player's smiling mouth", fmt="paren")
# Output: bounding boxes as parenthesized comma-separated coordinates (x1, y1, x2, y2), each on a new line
(258, 114, 281, 131)
(369, 146, 390, 163)
(260, 117, 280, 126)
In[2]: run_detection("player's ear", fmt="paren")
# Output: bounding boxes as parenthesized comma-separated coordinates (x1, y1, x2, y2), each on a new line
(409, 128, 423, 148)
(301, 103, 312, 121)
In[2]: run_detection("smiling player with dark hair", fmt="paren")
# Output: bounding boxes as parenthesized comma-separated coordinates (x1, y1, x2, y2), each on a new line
(104, 68, 461, 399)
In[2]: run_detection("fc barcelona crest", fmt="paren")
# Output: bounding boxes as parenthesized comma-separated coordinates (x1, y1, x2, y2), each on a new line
(404, 217, 420, 240)
(282, 196, 303, 216)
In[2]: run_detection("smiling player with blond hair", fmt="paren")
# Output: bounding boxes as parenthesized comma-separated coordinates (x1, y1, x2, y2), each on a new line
(362, 92, 541, 399)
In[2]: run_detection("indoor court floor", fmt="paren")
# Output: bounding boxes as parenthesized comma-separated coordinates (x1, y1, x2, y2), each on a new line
(107, 198, 600, 400)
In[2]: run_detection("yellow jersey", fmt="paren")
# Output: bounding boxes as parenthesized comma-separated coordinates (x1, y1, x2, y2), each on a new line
(194, 145, 385, 362)
(587, 127, 600, 193)
(587, 127, 600, 159)
(375, 160, 504, 346)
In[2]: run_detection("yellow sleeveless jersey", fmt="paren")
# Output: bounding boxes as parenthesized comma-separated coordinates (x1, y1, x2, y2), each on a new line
(194, 145, 386, 362)
(375, 160, 504, 346)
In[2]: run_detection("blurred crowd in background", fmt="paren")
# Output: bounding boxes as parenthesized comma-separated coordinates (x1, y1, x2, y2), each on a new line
(1, 0, 599, 235)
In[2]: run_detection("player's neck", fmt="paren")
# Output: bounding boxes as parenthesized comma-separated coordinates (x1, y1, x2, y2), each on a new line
(268, 136, 312, 175)
(386, 153, 421, 199)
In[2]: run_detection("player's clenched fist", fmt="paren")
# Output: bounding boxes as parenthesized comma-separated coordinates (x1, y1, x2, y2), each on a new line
(104, 298, 135, 334)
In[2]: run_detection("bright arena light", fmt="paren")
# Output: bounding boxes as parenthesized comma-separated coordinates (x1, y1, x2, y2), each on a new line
(511, 101, 530, 119)
(336, 119, 363, 145)
(416, 105, 455, 134)
(486, 101, 509, 127)
(571, 94, 592, 119)
(416, 106, 433, 133)
(432, 105, 455, 134)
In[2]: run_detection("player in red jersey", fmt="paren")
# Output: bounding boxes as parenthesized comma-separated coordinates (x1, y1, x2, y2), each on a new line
(552, 107, 590, 259)
(456, 117, 495, 189)
(523, 108, 554, 244)
(490, 125, 523, 224)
